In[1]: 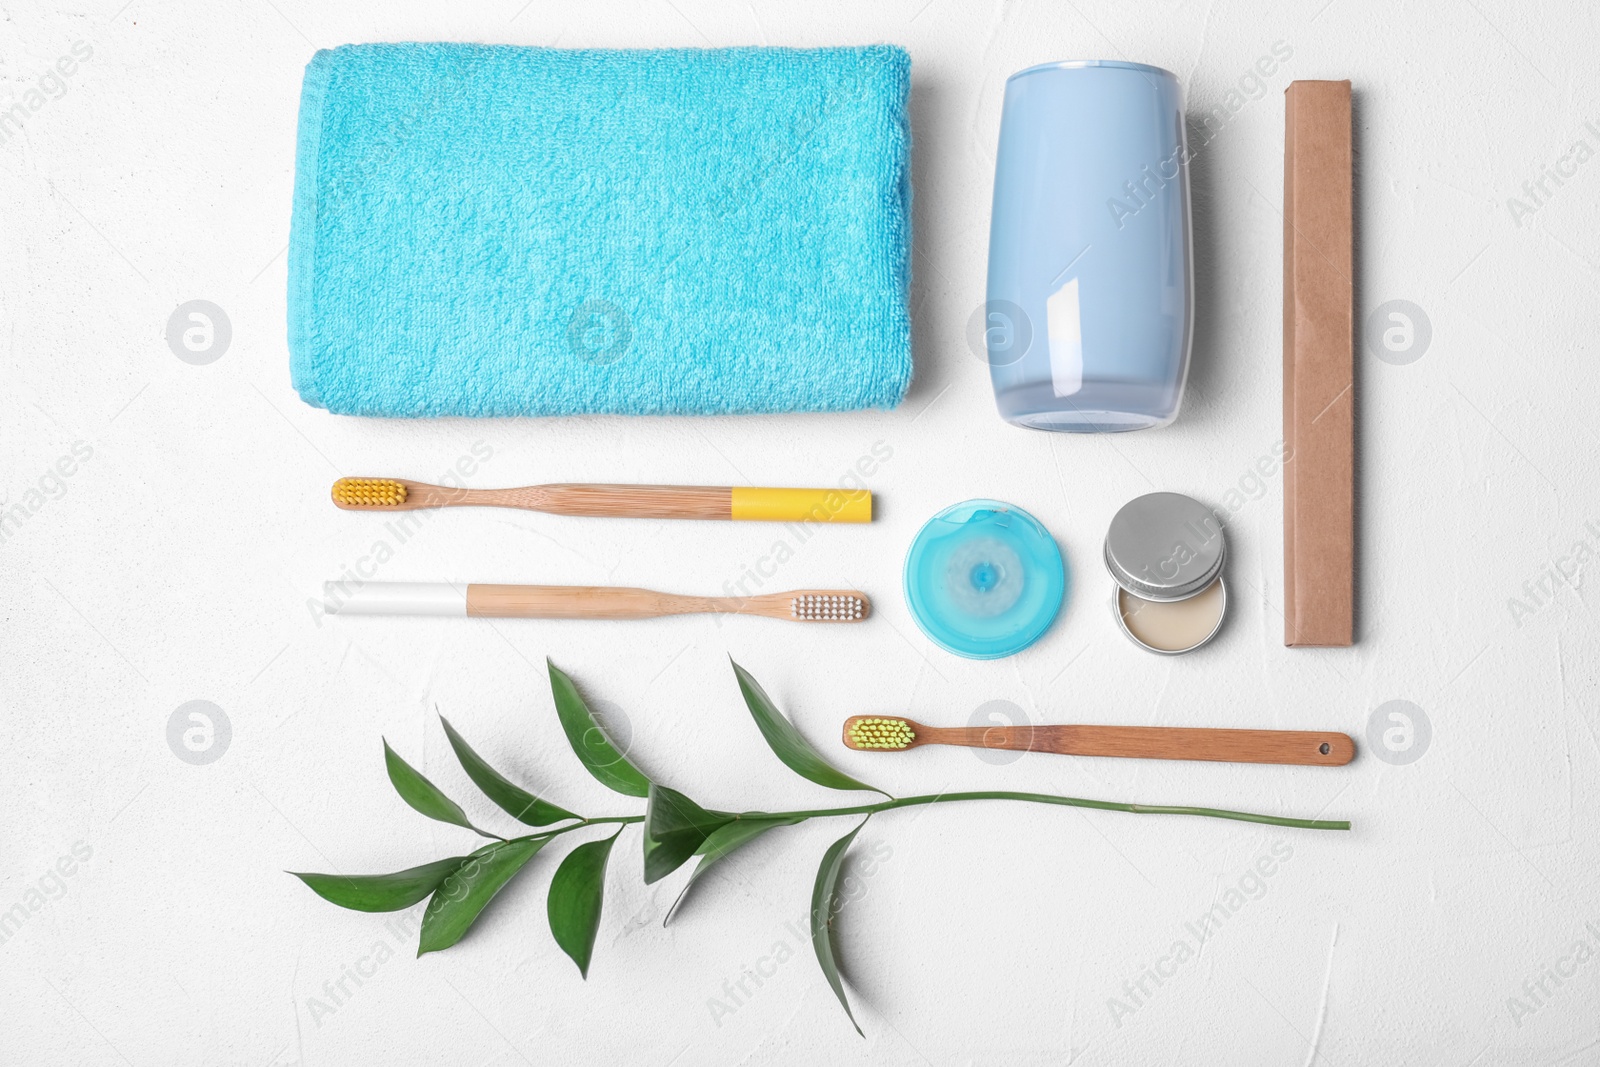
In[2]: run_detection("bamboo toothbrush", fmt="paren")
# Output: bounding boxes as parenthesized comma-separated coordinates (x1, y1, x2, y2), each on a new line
(842, 716, 1353, 766)
(330, 478, 871, 523)
(324, 581, 869, 623)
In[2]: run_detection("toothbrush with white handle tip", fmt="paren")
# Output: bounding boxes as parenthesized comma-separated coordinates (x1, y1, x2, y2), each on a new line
(324, 582, 869, 623)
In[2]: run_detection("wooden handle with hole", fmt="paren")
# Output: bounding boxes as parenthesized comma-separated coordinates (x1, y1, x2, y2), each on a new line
(922, 725, 1353, 766)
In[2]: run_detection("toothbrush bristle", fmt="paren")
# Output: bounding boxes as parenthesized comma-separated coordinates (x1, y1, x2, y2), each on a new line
(789, 593, 866, 622)
(333, 478, 408, 507)
(848, 717, 915, 749)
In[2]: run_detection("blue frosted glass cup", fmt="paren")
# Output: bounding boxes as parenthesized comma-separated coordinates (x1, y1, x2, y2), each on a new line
(985, 61, 1193, 432)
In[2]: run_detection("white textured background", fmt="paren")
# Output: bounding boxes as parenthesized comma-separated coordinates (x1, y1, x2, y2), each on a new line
(3, 0, 1598, 1063)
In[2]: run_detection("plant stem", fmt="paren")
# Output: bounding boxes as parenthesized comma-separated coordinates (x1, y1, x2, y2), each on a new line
(528, 792, 1347, 840)
(520, 815, 645, 843)
(748, 791, 1349, 831)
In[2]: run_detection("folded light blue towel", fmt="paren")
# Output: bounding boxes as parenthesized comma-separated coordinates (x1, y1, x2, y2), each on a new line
(288, 43, 913, 417)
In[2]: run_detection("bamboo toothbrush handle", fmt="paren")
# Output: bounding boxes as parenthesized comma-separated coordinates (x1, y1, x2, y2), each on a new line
(925, 725, 1354, 766)
(465, 584, 716, 619)
(531, 484, 734, 520)
(534, 485, 871, 522)
(387, 484, 732, 518)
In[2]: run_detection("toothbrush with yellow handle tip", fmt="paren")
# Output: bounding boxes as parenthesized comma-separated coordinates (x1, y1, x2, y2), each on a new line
(842, 716, 1354, 766)
(331, 478, 870, 523)
(324, 581, 869, 624)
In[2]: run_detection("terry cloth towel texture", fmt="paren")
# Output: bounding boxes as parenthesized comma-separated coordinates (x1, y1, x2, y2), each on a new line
(287, 43, 913, 417)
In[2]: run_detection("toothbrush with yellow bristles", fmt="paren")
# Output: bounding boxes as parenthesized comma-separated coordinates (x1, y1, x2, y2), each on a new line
(842, 715, 1354, 766)
(331, 478, 871, 523)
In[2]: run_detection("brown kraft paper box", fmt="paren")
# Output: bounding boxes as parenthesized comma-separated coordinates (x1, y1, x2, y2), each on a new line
(1283, 80, 1354, 647)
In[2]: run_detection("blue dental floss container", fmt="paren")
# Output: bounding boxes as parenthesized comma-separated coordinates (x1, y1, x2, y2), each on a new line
(903, 500, 1066, 659)
(985, 61, 1193, 432)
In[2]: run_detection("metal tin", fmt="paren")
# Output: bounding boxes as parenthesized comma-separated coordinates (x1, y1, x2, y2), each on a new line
(1102, 492, 1225, 602)
(1113, 578, 1228, 655)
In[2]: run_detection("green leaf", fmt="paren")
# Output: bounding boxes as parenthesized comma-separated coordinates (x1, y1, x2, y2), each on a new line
(290, 857, 467, 913)
(731, 659, 884, 795)
(440, 716, 577, 827)
(547, 830, 622, 978)
(811, 817, 870, 1037)
(642, 783, 732, 884)
(664, 815, 801, 926)
(417, 837, 549, 955)
(383, 739, 498, 839)
(547, 660, 651, 798)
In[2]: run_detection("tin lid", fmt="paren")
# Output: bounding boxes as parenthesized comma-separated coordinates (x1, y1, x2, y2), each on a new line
(903, 499, 1066, 660)
(1102, 492, 1226, 602)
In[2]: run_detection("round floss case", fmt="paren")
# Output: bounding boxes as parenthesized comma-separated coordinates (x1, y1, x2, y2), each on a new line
(904, 499, 1066, 659)
(1103, 491, 1227, 655)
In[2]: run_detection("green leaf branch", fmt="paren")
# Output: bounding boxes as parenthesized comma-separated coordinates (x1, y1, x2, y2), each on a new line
(293, 657, 1351, 1035)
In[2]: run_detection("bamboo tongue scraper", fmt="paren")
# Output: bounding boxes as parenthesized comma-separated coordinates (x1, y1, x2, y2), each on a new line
(843, 716, 1354, 766)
